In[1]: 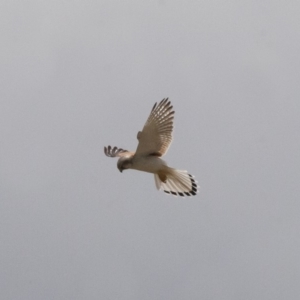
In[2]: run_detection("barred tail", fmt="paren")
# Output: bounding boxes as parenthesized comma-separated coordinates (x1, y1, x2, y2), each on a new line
(154, 167, 199, 197)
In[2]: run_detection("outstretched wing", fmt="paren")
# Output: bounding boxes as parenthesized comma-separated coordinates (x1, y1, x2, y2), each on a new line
(104, 145, 133, 158)
(135, 98, 174, 157)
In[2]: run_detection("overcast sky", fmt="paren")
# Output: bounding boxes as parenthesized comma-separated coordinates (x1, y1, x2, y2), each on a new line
(1, 1, 300, 299)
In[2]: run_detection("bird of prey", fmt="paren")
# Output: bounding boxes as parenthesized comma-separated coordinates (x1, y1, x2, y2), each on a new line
(104, 98, 199, 197)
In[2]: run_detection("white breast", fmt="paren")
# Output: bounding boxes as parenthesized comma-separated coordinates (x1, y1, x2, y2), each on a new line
(131, 156, 166, 174)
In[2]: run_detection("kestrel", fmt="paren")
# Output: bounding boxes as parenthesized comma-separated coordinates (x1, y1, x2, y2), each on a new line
(104, 98, 199, 197)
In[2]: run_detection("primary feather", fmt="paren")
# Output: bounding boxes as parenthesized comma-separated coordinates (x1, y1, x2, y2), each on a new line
(135, 98, 174, 157)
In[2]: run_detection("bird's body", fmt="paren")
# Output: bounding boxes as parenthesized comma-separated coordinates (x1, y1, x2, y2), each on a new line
(104, 98, 199, 197)
(131, 155, 166, 174)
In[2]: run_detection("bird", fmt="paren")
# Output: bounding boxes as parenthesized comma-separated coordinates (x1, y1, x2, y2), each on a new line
(104, 98, 199, 197)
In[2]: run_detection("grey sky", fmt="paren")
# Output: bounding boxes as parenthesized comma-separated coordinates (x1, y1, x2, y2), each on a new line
(1, 1, 300, 299)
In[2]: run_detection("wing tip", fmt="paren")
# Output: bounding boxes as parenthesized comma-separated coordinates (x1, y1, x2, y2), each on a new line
(104, 145, 129, 157)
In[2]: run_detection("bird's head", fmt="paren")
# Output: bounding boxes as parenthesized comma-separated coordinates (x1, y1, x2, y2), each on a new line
(117, 157, 132, 173)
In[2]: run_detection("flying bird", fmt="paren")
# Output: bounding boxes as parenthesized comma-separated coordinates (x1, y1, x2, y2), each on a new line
(104, 98, 199, 197)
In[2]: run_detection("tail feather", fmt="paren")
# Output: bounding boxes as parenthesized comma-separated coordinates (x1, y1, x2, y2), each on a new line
(154, 168, 199, 197)
(154, 173, 161, 190)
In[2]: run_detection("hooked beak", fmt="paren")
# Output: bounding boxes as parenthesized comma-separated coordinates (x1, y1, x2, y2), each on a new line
(118, 167, 123, 173)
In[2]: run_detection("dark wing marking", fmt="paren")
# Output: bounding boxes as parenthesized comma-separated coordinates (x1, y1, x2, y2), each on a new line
(135, 98, 174, 157)
(104, 145, 130, 158)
